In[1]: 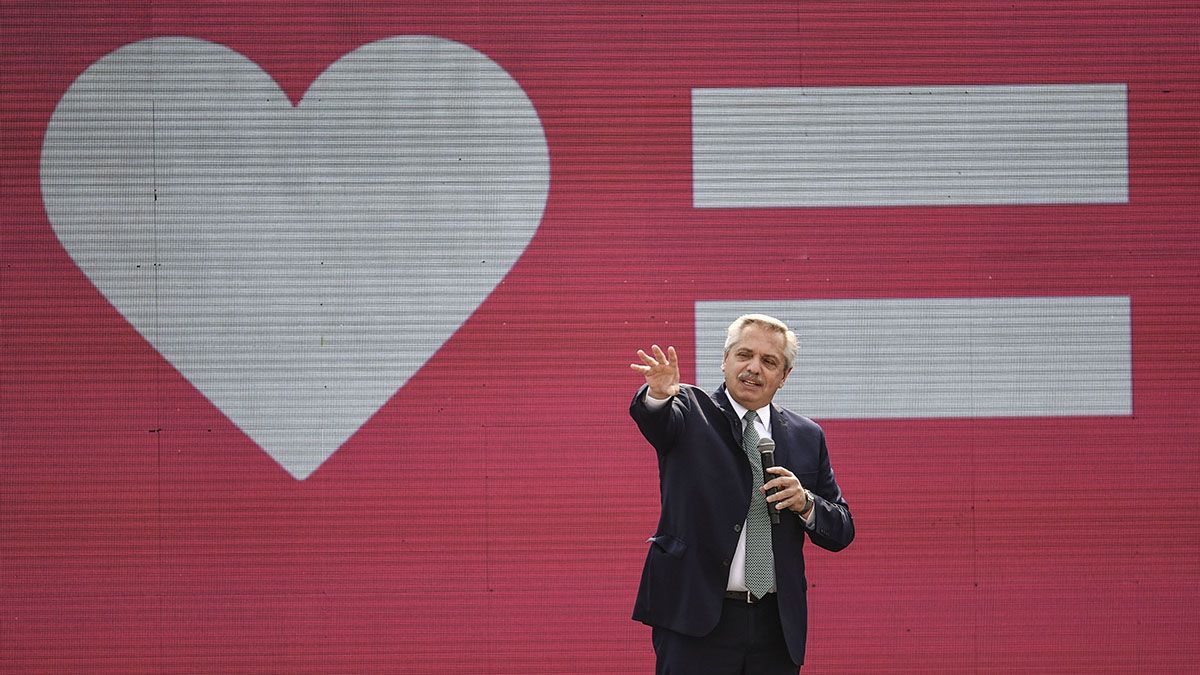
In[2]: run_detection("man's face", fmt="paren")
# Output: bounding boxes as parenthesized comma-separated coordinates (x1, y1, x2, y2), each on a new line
(722, 323, 792, 411)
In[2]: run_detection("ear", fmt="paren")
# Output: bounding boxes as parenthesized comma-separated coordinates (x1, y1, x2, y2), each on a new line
(779, 367, 792, 387)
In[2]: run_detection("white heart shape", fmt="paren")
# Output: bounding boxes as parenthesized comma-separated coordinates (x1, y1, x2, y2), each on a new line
(41, 37, 549, 479)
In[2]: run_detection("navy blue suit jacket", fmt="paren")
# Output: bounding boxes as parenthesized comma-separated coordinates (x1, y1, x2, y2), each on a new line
(630, 383, 854, 665)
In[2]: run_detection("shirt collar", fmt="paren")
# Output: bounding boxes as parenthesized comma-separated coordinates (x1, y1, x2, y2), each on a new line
(725, 394, 771, 436)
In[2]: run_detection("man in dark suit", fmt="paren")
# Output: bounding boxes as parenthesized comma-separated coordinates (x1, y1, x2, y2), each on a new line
(629, 314, 854, 673)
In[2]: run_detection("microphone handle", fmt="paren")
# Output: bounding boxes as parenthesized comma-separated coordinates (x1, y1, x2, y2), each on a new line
(761, 449, 781, 525)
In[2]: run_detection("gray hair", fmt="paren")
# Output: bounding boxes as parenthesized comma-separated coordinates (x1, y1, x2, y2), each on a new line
(723, 314, 799, 370)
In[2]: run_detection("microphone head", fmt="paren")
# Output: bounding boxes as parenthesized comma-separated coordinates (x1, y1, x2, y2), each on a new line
(756, 437, 775, 453)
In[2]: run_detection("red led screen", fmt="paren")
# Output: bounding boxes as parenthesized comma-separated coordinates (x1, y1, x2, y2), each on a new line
(3, 2, 1198, 672)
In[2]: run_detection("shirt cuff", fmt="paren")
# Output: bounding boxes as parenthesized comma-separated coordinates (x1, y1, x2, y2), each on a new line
(643, 391, 670, 409)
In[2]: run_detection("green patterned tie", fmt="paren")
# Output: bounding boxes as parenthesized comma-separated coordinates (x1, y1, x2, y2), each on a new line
(742, 410, 775, 599)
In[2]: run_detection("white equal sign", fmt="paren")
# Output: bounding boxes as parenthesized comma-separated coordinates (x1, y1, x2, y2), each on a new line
(693, 84, 1127, 207)
(696, 297, 1132, 419)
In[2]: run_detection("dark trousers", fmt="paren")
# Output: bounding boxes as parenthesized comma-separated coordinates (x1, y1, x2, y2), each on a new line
(651, 594, 798, 674)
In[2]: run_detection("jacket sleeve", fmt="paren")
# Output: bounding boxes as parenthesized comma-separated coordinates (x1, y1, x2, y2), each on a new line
(628, 384, 690, 456)
(804, 430, 855, 552)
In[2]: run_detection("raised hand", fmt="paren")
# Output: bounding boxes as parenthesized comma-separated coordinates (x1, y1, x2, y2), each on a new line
(630, 344, 680, 399)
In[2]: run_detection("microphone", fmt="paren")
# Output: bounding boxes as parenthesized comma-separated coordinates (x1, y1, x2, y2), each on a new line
(758, 437, 781, 525)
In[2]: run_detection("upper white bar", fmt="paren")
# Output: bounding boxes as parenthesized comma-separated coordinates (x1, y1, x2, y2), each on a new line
(696, 296, 1132, 419)
(693, 84, 1128, 207)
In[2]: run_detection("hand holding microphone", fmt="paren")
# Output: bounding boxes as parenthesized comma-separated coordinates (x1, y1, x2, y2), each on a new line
(760, 439, 813, 523)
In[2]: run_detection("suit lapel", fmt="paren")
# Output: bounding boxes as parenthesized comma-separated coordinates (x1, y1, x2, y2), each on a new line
(711, 385, 745, 455)
(768, 404, 791, 463)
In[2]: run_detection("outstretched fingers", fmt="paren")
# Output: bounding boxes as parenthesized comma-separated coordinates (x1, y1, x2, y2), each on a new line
(654, 345, 677, 369)
(630, 344, 681, 398)
(632, 345, 675, 371)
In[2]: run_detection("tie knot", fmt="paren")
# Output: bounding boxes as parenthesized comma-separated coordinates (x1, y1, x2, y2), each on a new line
(743, 410, 759, 437)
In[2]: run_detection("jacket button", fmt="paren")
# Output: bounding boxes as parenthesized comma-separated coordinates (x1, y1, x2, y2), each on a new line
(721, 558, 730, 567)
(733, 523, 742, 533)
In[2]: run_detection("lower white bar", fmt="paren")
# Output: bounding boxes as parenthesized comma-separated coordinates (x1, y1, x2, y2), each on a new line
(695, 297, 1131, 418)
(693, 84, 1128, 207)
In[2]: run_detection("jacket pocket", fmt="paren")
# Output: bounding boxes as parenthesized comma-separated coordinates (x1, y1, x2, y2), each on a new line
(647, 533, 687, 558)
